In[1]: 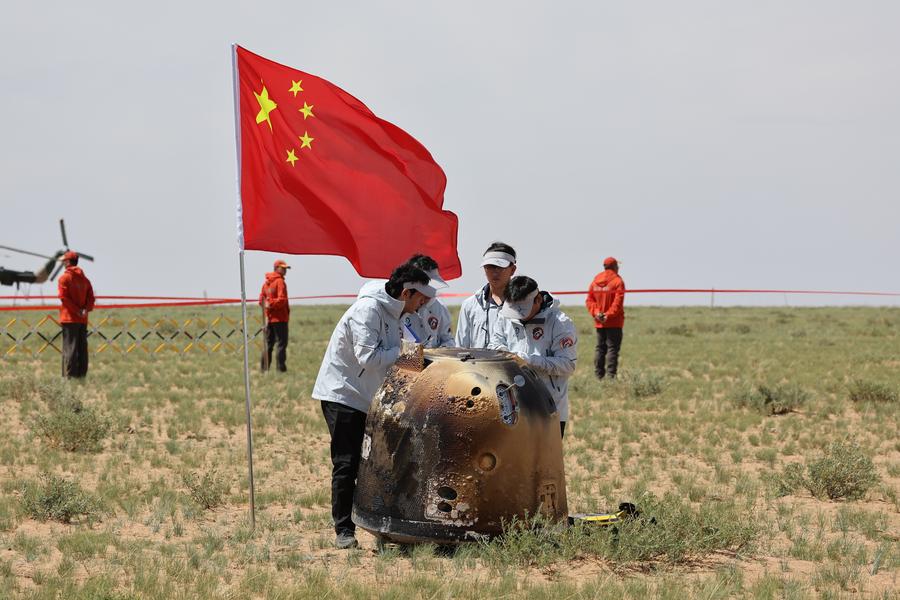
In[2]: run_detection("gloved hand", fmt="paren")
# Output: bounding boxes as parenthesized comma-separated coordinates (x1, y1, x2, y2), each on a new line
(595, 312, 606, 323)
(401, 338, 423, 356)
(515, 352, 533, 365)
(397, 339, 425, 371)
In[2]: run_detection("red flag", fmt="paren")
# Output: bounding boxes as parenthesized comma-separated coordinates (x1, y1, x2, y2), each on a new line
(233, 46, 461, 280)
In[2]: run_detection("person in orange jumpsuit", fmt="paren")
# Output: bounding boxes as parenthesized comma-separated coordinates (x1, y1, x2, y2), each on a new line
(57, 251, 95, 378)
(259, 259, 291, 372)
(585, 257, 625, 379)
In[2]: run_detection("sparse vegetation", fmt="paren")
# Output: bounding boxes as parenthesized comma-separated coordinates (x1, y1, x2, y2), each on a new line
(848, 379, 897, 404)
(31, 379, 111, 452)
(0, 305, 897, 598)
(732, 383, 808, 415)
(774, 441, 881, 500)
(20, 473, 103, 524)
(182, 469, 228, 510)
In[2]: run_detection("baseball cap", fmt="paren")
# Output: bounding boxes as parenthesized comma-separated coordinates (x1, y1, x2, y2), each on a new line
(60, 250, 78, 262)
(403, 281, 437, 299)
(603, 257, 620, 267)
(500, 289, 539, 321)
(427, 268, 449, 289)
(480, 251, 516, 268)
(273, 259, 291, 269)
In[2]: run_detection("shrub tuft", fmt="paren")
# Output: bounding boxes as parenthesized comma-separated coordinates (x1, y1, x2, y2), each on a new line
(848, 380, 897, 404)
(21, 474, 102, 523)
(627, 371, 665, 399)
(182, 469, 228, 509)
(33, 385, 111, 453)
(773, 441, 880, 500)
(732, 383, 807, 415)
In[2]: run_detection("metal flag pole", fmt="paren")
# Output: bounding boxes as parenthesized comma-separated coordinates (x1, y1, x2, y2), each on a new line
(238, 251, 256, 531)
(232, 43, 256, 531)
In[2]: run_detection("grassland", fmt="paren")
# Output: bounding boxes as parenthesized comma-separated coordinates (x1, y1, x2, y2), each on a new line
(0, 305, 898, 599)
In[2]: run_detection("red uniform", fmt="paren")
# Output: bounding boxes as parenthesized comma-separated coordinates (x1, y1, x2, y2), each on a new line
(58, 266, 95, 324)
(585, 269, 625, 328)
(259, 272, 290, 323)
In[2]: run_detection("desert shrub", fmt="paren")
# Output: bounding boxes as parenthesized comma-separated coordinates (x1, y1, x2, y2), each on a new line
(773, 463, 806, 497)
(182, 469, 228, 509)
(664, 324, 693, 337)
(773, 441, 880, 500)
(732, 383, 807, 415)
(734, 324, 752, 335)
(805, 441, 879, 500)
(475, 493, 759, 568)
(0, 372, 38, 401)
(21, 474, 102, 523)
(33, 385, 111, 452)
(848, 380, 897, 404)
(627, 371, 665, 399)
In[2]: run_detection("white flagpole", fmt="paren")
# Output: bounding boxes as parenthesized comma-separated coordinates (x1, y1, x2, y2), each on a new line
(231, 43, 256, 531)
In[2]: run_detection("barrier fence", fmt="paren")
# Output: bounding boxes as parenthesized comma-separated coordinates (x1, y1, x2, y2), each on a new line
(2, 313, 266, 357)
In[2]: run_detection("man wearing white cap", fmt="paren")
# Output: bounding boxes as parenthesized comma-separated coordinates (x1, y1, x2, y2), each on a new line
(312, 263, 435, 549)
(402, 254, 453, 347)
(489, 276, 578, 437)
(455, 242, 517, 348)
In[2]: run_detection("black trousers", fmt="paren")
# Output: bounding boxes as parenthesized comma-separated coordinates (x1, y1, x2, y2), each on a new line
(261, 322, 288, 372)
(61, 323, 89, 378)
(321, 401, 367, 535)
(594, 328, 623, 379)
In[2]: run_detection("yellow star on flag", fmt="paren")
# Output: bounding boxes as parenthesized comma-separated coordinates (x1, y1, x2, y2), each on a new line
(254, 85, 277, 131)
(285, 148, 298, 166)
(289, 80, 304, 97)
(299, 131, 314, 149)
(299, 102, 315, 120)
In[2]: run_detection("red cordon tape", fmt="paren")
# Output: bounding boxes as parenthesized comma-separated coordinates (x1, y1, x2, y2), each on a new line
(1, 289, 898, 312)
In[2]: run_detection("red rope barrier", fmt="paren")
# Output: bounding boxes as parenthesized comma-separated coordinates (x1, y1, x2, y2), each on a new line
(2, 288, 898, 312)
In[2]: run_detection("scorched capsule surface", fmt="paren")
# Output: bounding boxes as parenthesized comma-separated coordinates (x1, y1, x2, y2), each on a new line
(352, 348, 568, 544)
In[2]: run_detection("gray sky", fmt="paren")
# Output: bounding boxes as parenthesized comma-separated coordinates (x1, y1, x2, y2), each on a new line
(2, 1, 898, 306)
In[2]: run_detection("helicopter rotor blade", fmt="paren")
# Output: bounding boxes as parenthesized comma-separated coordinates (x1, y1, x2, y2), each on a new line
(0, 244, 56, 260)
(50, 263, 64, 281)
(60, 219, 69, 248)
(73, 252, 95, 262)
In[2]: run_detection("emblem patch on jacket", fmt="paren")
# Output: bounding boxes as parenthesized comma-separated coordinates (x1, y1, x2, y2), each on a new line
(532, 327, 544, 340)
(560, 336, 574, 348)
(428, 316, 439, 330)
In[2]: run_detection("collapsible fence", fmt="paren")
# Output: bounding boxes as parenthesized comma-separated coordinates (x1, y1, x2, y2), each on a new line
(2, 313, 265, 357)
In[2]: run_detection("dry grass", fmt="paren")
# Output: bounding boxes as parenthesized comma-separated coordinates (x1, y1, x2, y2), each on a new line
(0, 305, 898, 598)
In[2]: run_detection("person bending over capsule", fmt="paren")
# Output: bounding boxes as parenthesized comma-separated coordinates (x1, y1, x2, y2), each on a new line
(489, 276, 578, 438)
(311, 263, 435, 550)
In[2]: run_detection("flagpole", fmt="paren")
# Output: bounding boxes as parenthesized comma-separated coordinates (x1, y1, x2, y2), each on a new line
(238, 251, 256, 531)
(232, 43, 256, 531)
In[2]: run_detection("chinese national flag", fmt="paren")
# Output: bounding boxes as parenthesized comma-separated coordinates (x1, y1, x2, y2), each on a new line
(234, 46, 461, 280)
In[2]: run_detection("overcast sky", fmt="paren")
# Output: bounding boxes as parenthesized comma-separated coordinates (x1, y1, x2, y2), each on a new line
(2, 1, 898, 306)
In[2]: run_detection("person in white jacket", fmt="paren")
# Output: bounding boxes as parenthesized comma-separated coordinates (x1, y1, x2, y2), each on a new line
(489, 276, 578, 438)
(312, 263, 435, 549)
(402, 254, 453, 348)
(455, 242, 517, 348)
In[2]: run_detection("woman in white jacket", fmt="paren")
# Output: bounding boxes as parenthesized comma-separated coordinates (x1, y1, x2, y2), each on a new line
(489, 276, 578, 438)
(312, 264, 435, 549)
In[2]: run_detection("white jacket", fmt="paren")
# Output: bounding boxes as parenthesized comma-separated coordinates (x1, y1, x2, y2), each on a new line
(403, 298, 453, 348)
(312, 282, 404, 414)
(489, 293, 578, 421)
(455, 284, 504, 349)
(358, 281, 452, 348)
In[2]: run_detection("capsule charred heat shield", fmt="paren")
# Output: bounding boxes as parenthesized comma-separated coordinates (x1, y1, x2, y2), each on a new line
(352, 348, 568, 544)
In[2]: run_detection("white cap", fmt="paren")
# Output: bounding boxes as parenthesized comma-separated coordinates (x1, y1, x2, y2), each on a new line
(500, 289, 539, 320)
(427, 268, 449, 289)
(403, 281, 437, 298)
(480, 251, 516, 268)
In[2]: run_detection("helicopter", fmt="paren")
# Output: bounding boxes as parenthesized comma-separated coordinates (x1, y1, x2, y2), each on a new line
(0, 219, 94, 288)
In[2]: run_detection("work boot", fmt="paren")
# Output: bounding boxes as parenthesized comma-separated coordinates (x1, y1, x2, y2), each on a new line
(335, 532, 358, 549)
